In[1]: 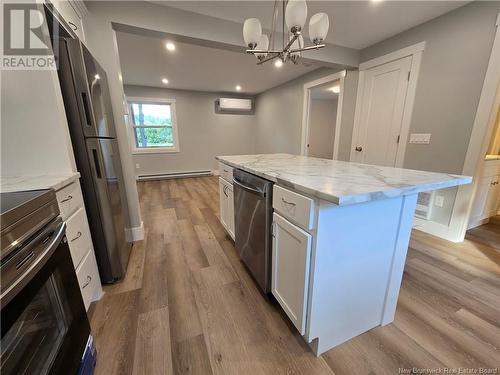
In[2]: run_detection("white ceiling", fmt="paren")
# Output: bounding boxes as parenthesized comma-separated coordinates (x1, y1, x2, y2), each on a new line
(116, 31, 320, 94)
(158, 1, 468, 49)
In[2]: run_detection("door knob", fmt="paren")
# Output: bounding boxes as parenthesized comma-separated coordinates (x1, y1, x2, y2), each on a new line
(355, 146, 363, 152)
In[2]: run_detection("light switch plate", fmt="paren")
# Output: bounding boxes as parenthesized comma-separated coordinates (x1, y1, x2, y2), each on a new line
(409, 133, 431, 144)
(434, 195, 444, 208)
(135, 163, 140, 169)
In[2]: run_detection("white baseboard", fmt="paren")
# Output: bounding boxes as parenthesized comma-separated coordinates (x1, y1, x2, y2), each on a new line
(136, 170, 213, 181)
(212, 169, 220, 176)
(125, 221, 145, 242)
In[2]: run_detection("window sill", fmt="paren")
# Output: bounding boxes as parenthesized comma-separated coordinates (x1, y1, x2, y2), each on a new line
(132, 148, 180, 155)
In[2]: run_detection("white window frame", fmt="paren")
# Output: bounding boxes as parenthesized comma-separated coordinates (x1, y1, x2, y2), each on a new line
(126, 96, 180, 154)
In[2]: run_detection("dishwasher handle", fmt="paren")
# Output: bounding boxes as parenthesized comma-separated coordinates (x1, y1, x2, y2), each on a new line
(232, 178, 266, 198)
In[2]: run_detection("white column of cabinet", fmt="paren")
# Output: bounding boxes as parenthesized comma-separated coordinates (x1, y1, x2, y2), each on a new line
(469, 160, 500, 228)
(271, 185, 315, 335)
(218, 177, 235, 241)
(271, 212, 312, 335)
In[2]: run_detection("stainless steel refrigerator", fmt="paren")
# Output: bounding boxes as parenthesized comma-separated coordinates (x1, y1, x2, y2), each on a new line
(56, 38, 130, 283)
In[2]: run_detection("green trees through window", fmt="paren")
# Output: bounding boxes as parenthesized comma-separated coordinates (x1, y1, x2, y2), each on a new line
(129, 102, 176, 148)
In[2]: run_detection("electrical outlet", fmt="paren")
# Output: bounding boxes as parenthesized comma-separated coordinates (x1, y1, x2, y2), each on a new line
(135, 163, 140, 169)
(409, 133, 431, 144)
(434, 195, 444, 208)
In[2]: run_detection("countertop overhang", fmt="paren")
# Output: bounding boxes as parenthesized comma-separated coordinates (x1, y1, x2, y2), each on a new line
(0, 173, 81, 193)
(216, 154, 472, 206)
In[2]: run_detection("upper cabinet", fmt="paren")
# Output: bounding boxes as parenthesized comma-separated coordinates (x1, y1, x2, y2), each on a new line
(50, 0, 87, 42)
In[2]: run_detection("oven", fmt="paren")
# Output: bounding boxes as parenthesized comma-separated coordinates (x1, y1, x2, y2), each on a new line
(1, 190, 91, 375)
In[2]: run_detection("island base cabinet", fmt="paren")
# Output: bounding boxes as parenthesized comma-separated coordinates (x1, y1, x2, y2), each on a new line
(219, 177, 235, 240)
(271, 213, 312, 335)
(306, 194, 418, 356)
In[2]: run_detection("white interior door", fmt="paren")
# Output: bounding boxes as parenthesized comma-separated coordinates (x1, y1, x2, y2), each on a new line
(351, 56, 412, 166)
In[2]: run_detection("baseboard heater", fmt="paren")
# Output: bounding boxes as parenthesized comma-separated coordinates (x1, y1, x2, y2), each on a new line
(137, 170, 213, 181)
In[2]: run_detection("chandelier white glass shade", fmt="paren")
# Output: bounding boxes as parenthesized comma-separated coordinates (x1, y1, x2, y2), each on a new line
(309, 12, 329, 44)
(243, 18, 262, 49)
(289, 35, 304, 63)
(255, 34, 269, 59)
(244, 0, 329, 65)
(285, 0, 307, 34)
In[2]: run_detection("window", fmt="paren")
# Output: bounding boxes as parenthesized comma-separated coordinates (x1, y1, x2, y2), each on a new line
(127, 98, 179, 153)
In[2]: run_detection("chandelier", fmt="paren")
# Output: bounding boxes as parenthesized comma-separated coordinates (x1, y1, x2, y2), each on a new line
(243, 0, 330, 65)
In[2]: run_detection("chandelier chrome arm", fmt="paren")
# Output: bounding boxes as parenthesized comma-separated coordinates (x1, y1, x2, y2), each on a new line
(289, 43, 326, 54)
(256, 52, 281, 65)
(246, 49, 282, 54)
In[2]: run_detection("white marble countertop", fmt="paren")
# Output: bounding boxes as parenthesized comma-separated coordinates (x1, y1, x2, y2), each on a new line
(0, 173, 80, 193)
(216, 154, 472, 205)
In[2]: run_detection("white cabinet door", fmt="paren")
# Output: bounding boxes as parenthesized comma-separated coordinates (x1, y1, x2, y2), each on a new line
(484, 176, 500, 217)
(471, 176, 492, 220)
(219, 178, 228, 230)
(272, 213, 312, 335)
(52, 1, 85, 42)
(226, 183, 235, 240)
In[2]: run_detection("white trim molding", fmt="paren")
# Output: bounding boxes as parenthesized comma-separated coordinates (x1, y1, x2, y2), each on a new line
(125, 221, 145, 242)
(351, 41, 425, 168)
(301, 70, 347, 158)
(359, 41, 426, 71)
(443, 12, 500, 242)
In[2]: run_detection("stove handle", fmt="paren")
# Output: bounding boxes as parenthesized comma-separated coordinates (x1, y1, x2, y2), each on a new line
(0, 220, 66, 306)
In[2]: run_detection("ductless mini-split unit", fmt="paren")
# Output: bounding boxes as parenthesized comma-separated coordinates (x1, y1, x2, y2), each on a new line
(216, 98, 253, 112)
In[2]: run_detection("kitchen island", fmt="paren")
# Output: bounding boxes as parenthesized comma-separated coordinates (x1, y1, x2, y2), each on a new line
(216, 153, 471, 356)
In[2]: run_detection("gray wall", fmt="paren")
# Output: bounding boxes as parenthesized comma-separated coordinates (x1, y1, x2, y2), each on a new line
(124, 85, 257, 176)
(255, 68, 338, 154)
(254, 68, 359, 159)
(361, 1, 500, 175)
(309, 98, 337, 159)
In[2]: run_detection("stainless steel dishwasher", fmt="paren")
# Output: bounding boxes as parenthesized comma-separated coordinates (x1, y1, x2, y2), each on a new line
(232, 169, 273, 293)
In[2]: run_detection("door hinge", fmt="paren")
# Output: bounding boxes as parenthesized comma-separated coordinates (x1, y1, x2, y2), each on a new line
(407, 71, 411, 81)
(397, 135, 400, 144)
(271, 222, 275, 238)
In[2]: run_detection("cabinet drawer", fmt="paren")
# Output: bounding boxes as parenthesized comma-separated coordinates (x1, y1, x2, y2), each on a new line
(76, 249, 102, 311)
(56, 182, 84, 221)
(66, 207, 92, 268)
(273, 186, 315, 230)
(219, 162, 234, 183)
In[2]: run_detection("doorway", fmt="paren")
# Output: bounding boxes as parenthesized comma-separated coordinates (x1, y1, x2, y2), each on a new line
(301, 71, 345, 159)
(350, 42, 424, 167)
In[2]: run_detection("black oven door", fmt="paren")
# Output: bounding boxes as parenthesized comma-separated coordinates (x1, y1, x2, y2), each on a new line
(1, 219, 90, 375)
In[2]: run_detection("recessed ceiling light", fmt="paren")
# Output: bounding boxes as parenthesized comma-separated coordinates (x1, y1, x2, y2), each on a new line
(235, 85, 242, 91)
(274, 59, 283, 68)
(329, 85, 340, 94)
(165, 42, 176, 51)
(162, 78, 169, 84)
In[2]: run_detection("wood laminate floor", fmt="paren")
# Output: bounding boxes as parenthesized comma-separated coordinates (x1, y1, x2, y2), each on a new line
(466, 215, 500, 251)
(89, 177, 500, 375)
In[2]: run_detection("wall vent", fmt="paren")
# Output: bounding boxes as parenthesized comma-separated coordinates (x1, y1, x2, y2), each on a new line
(415, 191, 435, 220)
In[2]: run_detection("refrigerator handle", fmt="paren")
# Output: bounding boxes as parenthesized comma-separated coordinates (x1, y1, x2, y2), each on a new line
(92, 149, 102, 179)
(81, 92, 93, 127)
